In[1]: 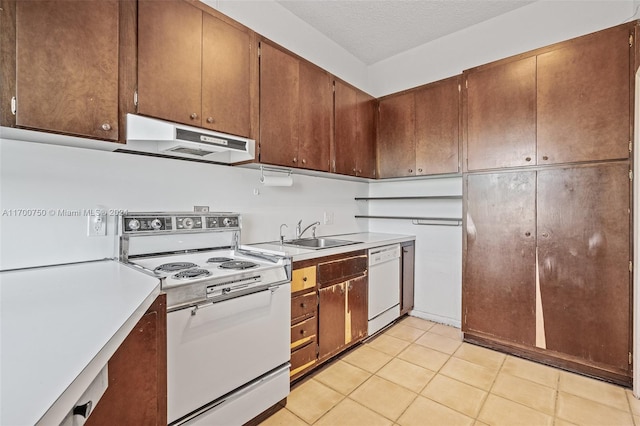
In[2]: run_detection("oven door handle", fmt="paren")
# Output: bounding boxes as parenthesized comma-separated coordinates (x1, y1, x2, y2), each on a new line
(190, 284, 282, 316)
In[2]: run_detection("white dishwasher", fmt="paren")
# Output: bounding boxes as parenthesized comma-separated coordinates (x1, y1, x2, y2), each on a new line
(368, 244, 401, 335)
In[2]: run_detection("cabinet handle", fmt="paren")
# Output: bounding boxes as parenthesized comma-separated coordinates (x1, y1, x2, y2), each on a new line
(408, 169, 413, 173)
(300, 302, 306, 308)
(358, 169, 362, 174)
(100, 123, 111, 131)
(190, 113, 198, 120)
(293, 157, 297, 163)
(352, 168, 357, 172)
(525, 157, 531, 162)
(302, 159, 307, 164)
(542, 155, 549, 161)
(300, 329, 306, 335)
(542, 232, 549, 238)
(525, 231, 531, 237)
(302, 276, 307, 282)
(418, 168, 423, 173)
(206, 117, 214, 124)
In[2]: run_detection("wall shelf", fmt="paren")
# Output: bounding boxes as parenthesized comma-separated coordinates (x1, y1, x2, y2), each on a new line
(355, 215, 462, 226)
(355, 196, 462, 201)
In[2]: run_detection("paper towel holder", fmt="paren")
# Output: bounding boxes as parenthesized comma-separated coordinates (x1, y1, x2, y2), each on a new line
(259, 165, 293, 186)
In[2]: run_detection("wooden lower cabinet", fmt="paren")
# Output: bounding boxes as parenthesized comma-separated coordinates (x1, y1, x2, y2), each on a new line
(86, 294, 167, 426)
(463, 163, 632, 384)
(290, 251, 368, 381)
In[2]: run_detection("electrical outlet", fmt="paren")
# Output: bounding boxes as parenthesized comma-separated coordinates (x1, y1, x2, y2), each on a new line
(194, 206, 210, 212)
(323, 211, 334, 225)
(87, 206, 107, 237)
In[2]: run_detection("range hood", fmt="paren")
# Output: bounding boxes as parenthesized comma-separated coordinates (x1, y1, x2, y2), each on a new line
(121, 114, 255, 164)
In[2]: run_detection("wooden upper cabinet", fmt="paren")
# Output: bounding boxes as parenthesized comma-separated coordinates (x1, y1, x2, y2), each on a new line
(464, 171, 537, 346)
(138, 0, 202, 127)
(14, 0, 119, 140)
(259, 40, 330, 171)
(138, 0, 254, 138)
(334, 80, 376, 178)
(377, 92, 416, 178)
(465, 57, 537, 171)
(415, 75, 460, 175)
(201, 12, 252, 136)
(537, 25, 631, 165)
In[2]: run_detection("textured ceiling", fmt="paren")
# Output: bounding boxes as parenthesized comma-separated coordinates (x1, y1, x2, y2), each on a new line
(277, 0, 536, 65)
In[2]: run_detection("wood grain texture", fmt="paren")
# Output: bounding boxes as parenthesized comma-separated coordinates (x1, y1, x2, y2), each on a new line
(317, 255, 367, 288)
(377, 92, 416, 178)
(259, 41, 299, 166)
(118, 0, 136, 143)
(202, 12, 251, 137)
(346, 275, 368, 343)
(537, 163, 631, 373)
(464, 171, 537, 346)
(318, 282, 346, 360)
(291, 291, 317, 323)
(537, 25, 631, 164)
(298, 59, 331, 171)
(137, 0, 202, 126)
(1, 0, 16, 127)
(16, 0, 119, 140)
(466, 57, 536, 171)
(334, 80, 358, 175)
(86, 294, 167, 426)
(355, 90, 377, 178)
(415, 75, 460, 175)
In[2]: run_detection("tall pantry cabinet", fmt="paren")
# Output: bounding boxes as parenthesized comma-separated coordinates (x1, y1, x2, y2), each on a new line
(462, 22, 636, 385)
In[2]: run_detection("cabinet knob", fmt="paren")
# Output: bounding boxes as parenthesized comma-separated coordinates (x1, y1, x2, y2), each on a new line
(525, 157, 531, 162)
(408, 169, 413, 173)
(358, 169, 362, 174)
(206, 117, 214, 124)
(293, 157, 297, 163)
(302, 159, 307, 164)
(352, 168, 357, 172)
(301, 302, 306, 308)
(418, 168, 423, 173)
(542, 232, 549, 238)
(302, 276, 307, 282)
(300, 329, 306, 335)
(542, 155, 549, 161)
(525, 231, 531, 237)
(101, 123, 111, 131)
(190, 113, 198, 120)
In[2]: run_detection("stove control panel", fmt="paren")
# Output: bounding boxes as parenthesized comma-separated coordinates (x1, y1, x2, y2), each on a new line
(122, 212, 240, 233)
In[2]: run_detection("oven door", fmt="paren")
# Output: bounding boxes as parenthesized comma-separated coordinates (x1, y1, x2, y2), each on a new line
(167, 282, 291, 424)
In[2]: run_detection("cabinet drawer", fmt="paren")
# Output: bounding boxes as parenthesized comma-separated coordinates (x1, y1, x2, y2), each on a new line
(291, 292, 316, 322)
(292, 266, 317, 293)
(317, 255, 367, 287)
(291, 317, 317, 350)
(290, 340, 317, 378)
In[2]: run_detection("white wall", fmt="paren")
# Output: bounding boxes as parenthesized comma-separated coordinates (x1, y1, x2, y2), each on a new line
(0, 139, 367, 270)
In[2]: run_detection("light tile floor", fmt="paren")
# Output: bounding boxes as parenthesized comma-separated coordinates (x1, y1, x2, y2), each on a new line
(261, 316, 640, 426)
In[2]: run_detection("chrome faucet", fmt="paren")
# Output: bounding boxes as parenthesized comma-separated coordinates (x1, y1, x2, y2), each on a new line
(279, 224, 288, 245)
(296, 220, 320, 239)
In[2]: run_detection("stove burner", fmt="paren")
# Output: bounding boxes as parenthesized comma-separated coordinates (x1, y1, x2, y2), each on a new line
(219, 261, 258, 270)
(173, 268, 212, 280)
(155, 262, 198, 273)
(207, 257, 234, 263)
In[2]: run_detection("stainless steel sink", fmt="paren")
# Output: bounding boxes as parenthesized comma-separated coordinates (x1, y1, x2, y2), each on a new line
(282, 237, 358, 250)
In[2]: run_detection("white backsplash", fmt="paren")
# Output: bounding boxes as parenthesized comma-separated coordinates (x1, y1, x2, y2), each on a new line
(0, 138, 368, 270)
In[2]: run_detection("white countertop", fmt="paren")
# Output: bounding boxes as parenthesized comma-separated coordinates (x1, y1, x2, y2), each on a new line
(243, 232, 415, 262)
(0, 260, 161, 426)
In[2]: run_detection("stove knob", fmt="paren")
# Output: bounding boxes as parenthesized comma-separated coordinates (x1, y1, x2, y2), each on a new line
(128, 219, 140, 231)
(223, 218, 232, 227)
(183, 217, 194, 229)
(151, 219, 163, 230)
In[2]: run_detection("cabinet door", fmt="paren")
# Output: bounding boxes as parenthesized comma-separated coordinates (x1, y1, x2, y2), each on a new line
(537, 26, 631, 164)
(86, 295, 167, 426)
(298, 60, 332, 171)
(334, 80, 358, 176)
(138, 0, 202, 127)
(201, 13, 252, 137)
(466, 57, 536, 171)
(537, 164, 630, 373)
(259, 42, 299, 167)
(15, 0, 119, 140)
(415, 76, 460, 175)
(347, 275, 368, 343)
(355, 91, 377, 178)
(377, 92, 416, 178)
(464, 172, 536, 346)
(318, 282, 346, 360)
